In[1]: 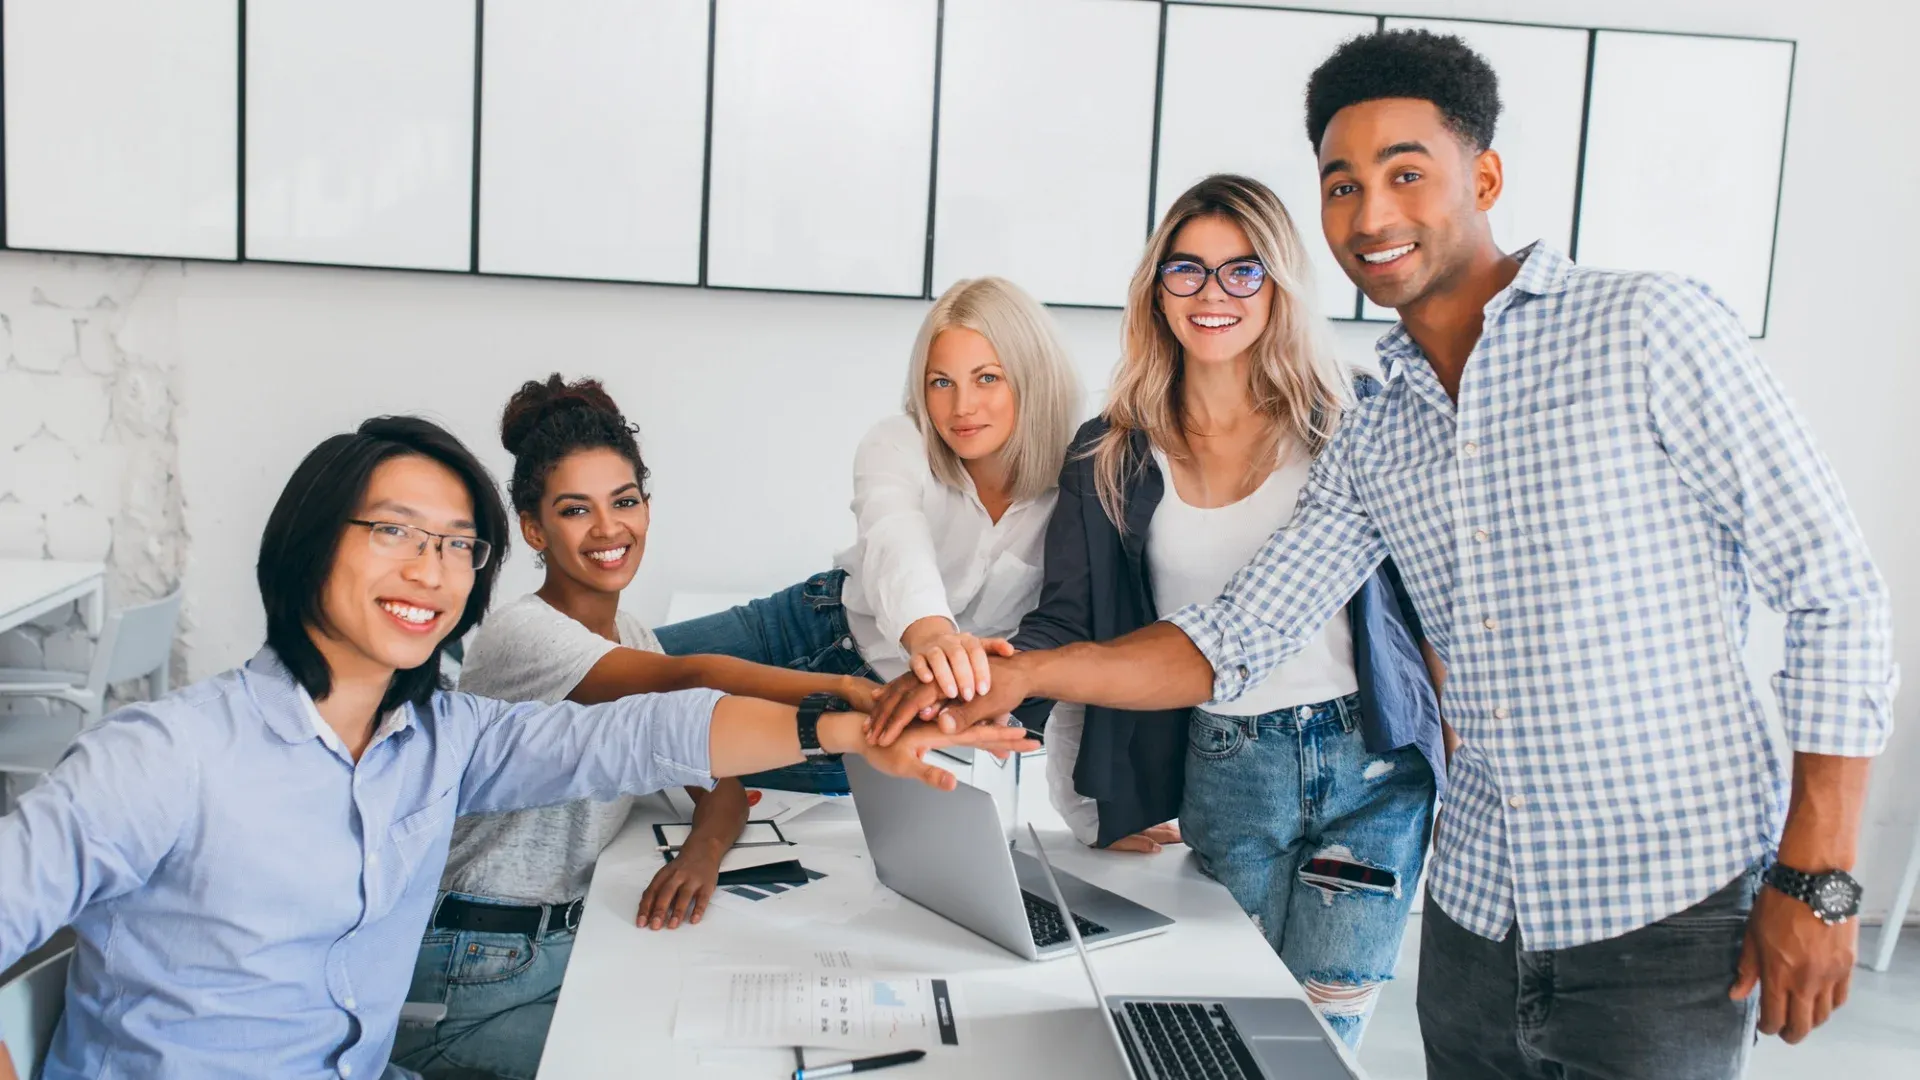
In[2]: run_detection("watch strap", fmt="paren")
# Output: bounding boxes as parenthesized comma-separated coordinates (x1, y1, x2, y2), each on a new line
(796, 692, 850, 760)
(1763, 862, 1861, 924)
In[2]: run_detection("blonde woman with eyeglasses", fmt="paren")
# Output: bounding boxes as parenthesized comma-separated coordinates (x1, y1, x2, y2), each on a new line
(654, 276, 1082, 795)
(888, 175, 1446, 1046)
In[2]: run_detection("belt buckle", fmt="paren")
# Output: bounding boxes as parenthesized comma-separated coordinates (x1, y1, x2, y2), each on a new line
(562, 899, 583, 934)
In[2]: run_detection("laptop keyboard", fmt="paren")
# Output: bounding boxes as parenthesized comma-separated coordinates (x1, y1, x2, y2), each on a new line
(1122, 1001, 1258, 1080)
(1021, 890, 1109, 948)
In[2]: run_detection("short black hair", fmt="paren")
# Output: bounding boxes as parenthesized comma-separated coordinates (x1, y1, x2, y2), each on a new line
(1305, 29, 1501, 154)
(499, 374, 649, 517)
(257, 415, 509, 713)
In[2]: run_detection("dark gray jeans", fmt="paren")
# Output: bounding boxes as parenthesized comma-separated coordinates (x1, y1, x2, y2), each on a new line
(1417, 865, 1761, 1079)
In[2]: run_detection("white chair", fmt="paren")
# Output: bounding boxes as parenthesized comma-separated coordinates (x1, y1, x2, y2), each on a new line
(0, 588, 183, 778)
(0, 946, 71, 1079)
(1870, 815, 1920, 972)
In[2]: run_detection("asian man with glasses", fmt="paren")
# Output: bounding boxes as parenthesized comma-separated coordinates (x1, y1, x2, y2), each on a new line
(0, 415, 1036, 1080)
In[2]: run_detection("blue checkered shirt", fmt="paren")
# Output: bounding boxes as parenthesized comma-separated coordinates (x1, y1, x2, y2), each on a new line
(1169, 244, 1897, 949)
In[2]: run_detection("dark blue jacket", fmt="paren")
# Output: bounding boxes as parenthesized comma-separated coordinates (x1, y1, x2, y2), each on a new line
(1012, 392, 1445, 847)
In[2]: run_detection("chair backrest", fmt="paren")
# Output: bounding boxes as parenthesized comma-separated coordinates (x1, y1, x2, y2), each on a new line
(88, 587, 184, 697)
(0, 947, 70, 1078)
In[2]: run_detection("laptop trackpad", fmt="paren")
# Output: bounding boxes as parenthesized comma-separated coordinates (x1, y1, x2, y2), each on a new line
(1252, 1035, 1355, 1079)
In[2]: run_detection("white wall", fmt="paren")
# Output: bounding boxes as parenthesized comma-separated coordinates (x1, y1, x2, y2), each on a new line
(6, 0, 1917, 918)
(169, 267, 1128, 659)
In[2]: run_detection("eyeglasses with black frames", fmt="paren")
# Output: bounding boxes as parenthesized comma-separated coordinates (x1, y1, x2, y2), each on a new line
(1156, 257, 1267, 298)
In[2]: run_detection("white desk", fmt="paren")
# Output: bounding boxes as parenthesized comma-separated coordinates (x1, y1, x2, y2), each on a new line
(539, 794, 1350, 1079)
(0, 560, 105, 638)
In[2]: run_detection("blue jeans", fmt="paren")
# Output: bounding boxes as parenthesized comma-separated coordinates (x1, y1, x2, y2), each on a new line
(390, 895, 577, 1080)
(1179, 694, 1434, 1049)
(653, 569, 879, 794)
(1417, 865, 1762, 1080)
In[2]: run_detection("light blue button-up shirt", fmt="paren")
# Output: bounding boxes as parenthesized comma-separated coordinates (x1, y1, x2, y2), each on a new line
(1170, 245, 1897, 949)
(0, 647, 720, 1079)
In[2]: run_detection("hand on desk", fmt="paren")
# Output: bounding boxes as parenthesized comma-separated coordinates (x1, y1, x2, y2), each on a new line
(638, 846, 721, 930)
(1106, 822, 1184, 855)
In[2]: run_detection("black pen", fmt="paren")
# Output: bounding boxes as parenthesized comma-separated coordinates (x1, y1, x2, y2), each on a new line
(792, 1048, 926, 1079)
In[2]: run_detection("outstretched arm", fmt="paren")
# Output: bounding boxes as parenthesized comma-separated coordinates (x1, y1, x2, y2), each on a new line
(458, 687, 1038, 815)
(871, 426, 1388, 743)
(571, 645, 875, 712)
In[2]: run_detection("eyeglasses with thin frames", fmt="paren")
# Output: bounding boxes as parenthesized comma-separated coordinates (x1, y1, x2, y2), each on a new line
(347, 520, 493, 571)
(1156, 257, 1267, 298)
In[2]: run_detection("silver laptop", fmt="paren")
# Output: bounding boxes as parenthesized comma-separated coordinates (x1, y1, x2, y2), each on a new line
(1027, 825, 1360, 1080)
(845, 755, 1172, 960)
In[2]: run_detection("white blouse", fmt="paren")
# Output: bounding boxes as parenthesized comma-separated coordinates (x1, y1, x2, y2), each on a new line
(1146, 444, 1357, 716)
(834, 415, 1057, 682)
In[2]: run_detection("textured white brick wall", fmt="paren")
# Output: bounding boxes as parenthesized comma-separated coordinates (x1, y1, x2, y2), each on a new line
(0, 253, 188, 750)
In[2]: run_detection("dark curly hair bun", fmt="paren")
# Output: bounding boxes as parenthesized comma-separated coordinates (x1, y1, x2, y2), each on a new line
(1305, 29, 1501, 154)
(499, 373, 649, 516)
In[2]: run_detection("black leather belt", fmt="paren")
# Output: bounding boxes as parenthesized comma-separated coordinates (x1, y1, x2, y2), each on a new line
(433, 895, 583, 937)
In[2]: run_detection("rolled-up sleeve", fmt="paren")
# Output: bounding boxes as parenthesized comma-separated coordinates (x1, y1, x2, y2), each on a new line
(455, 687, 723, 815)
(1167, 427, 1388, 704)
(1643, 277, 1898, 756)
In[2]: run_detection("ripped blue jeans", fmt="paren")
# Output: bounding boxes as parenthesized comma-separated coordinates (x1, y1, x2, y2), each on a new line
(1180, 694, 1434, 1048)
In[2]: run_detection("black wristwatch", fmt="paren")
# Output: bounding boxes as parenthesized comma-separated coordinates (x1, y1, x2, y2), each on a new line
(1763, 862, 1862, 926)
(796, 692, 850, 761)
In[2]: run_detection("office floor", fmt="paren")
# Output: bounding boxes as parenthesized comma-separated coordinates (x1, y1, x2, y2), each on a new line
(1356, 921, 1920, 1079)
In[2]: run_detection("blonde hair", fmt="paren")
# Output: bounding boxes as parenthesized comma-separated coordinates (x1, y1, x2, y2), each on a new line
(1093, 173, 1351, 528)
(904, 276, 1082, 504)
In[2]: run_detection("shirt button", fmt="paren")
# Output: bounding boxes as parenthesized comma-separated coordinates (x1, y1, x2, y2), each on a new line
(1508, 795, 1526, 809)
(1473, 528, 1489, 543)
(1493, 706, 1510, 720)
(366, 853, 380, 868)
(1461, 441, 1480, 456)
(340, 1065, 353, 1078)
(1482, 616, 1499, 631)
(344, 997, 356, 1010)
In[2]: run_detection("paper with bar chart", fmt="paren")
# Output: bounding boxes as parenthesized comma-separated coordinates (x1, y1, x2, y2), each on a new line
(674, 968, 959, 1052)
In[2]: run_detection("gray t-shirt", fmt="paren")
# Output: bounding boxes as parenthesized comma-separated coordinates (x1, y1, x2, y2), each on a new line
(443, 593, 663, 904)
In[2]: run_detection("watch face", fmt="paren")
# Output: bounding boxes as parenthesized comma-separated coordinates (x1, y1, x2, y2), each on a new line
(1813, 874, 1862, 917)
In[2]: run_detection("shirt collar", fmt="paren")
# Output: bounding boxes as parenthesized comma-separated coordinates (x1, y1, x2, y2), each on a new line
(1373, 241, 1573, 381)
(245, 645, 415, 750)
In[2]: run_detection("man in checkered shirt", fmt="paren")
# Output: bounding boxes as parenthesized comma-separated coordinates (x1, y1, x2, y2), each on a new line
(871, 28, 1897, 1080)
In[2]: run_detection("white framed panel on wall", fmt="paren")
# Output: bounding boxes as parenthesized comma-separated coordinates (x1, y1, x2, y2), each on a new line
(245, 0, 476, 271)
(932, 0, 1161, 307)
(1362, 18, 1591, 321)
(705, 0, 938, 297)
(1575, 32, 1792, 336)
(1156, 4, 1373, 322)
(478, 0, 709, 283)
(3, 0, 237, 259)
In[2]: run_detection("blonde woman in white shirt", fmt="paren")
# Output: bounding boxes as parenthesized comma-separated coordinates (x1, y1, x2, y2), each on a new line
(655, 276, 1082, 793)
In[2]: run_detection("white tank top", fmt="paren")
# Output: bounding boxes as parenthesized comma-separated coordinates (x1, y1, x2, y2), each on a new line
(1147, 442, 1358, 716)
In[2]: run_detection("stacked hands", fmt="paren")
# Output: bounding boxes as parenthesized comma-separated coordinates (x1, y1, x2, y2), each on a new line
(870, 631, 1182, 856)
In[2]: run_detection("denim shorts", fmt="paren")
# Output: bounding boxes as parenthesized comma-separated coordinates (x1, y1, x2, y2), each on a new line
(1180, 693, 1435, 1048)
(653, 569, 881, 794)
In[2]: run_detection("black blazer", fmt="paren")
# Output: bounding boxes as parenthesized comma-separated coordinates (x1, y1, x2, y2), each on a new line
(1011, 410, 1441, 847)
